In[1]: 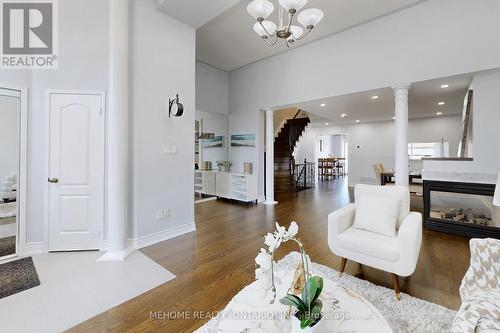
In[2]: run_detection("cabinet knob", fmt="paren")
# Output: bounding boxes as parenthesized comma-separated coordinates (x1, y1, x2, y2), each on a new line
(48, 177, 59, 184)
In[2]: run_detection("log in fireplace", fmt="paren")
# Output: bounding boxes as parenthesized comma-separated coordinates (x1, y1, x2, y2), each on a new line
(423, 180, 500, 239)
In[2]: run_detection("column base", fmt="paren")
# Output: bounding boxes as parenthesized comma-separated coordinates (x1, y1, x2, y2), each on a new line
(263, 200, 278, 205)
(97, 247, 135, 262)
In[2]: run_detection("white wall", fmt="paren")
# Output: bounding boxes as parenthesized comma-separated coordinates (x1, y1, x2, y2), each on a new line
(228, 0, 500, 198)
(0, 0, 196, 249)
(0, 95, 19, 185)
(295, 115, 462, 185)
(0, 0, 109, 244)
(195, 110, 228, 167)
(424, 69, 500, 178)
(131, 0, 195, 239)
(196, 61, 228, 115)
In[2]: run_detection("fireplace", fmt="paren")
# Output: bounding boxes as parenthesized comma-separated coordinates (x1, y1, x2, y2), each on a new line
(423, 180, 500, 238)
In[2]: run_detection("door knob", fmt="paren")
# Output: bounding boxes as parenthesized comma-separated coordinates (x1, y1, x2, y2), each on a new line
(48, 177, 59, 184)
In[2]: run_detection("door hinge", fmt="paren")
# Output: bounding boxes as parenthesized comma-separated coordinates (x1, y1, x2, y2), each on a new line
(100, 108, 103, 115)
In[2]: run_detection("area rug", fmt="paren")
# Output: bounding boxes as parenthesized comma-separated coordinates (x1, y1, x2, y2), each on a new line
(0, 236, 16, 257)
(0, 257, 40, 299)
(196, 252, 456, 333)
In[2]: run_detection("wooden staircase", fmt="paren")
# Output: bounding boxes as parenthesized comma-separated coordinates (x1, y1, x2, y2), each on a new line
(274, 114, 310, 200)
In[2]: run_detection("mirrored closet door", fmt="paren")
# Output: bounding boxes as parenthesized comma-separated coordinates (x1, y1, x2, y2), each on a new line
(0, 88, 21, 260)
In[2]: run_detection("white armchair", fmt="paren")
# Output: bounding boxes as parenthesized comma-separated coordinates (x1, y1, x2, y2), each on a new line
(328, 184, 422, 300)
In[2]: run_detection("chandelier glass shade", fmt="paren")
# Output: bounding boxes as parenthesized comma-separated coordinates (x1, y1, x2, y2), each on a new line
(247, 0, 324, 47)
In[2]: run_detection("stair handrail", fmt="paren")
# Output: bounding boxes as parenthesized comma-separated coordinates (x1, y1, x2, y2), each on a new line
(288, 109, 309, 193)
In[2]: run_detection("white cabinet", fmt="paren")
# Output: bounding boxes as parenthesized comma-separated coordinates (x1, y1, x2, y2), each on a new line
(195, 171, 258, 203)
(216, 173, 258, 203)
(194, 171, 216, 195)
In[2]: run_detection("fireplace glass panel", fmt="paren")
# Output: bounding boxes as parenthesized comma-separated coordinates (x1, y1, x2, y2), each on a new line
(429, 191, 500, 228)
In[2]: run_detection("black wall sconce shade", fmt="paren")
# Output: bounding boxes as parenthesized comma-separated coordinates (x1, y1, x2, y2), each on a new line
(169, 94, 184, 118)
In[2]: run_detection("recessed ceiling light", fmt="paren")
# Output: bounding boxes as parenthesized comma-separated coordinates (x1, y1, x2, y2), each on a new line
(325, 122, 329, 126)
(440, 84, 449, 88)
(320, 103, 326, 107)
(371, 95, 379, 100)
(340, 113, 347, 118)
(436, 112, 443, 115)
(356, 120, 360, 123)
(438, 101, 446, 106)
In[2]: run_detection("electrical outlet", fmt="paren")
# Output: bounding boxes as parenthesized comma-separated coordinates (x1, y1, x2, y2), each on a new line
(156, 208, 171, 220)
(163, 147, 177, 155)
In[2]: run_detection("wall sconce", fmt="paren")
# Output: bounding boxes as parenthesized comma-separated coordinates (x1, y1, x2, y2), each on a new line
(168, 94, 184, 118)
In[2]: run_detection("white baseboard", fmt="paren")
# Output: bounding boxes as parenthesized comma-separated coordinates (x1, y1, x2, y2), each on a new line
(20, 242, 45, 255)
(19, 223, 197, 256)
(135, 222, 196, 249)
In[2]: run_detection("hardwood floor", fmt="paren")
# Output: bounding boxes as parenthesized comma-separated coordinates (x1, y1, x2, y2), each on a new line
(70, 179, 470, 333)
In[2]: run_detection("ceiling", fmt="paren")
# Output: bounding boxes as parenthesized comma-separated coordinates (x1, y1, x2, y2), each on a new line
(278, 73, 473, 126)
(155, 0, 240, 29)
(196, 0, 426, 72)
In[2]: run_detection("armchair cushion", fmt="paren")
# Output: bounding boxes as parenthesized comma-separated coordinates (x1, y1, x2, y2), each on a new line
(353, 193, 400, 237)
(337, 228, 400, 262)
(355, 184, 410, 229)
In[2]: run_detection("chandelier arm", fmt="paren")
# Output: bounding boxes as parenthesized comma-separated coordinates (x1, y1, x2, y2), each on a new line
(259, 21, 277, 37)
(263, 35, 279, 46)
(286, 11, 296, 33)
(294, 28, 313, 41)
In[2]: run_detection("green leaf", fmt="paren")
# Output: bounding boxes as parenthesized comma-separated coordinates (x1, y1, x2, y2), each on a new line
(311, 277, 323, 305)
(310, 299, 323, 322)
(300, 318, 314, 329)
(302, 277, 318, 306)
(279, 294, 305, 313)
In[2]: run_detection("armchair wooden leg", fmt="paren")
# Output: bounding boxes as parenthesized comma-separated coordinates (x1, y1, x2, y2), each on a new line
(355, 263, 364, 279)
(391, 274, 401, 301)
(338, 258, 347, 277)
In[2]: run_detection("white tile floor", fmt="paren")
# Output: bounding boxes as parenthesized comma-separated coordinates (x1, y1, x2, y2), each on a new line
(0, 251, 175, 333)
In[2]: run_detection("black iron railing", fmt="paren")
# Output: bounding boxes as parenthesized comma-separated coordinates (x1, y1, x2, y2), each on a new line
(294, 160, 316, 190)
(288, 109, 309, 190)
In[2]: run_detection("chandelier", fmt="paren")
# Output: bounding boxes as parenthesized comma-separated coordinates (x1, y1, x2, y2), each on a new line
(247, 0, 324, 47)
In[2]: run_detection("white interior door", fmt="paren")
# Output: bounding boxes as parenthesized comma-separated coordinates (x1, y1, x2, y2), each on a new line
(48, 93, 105, 251)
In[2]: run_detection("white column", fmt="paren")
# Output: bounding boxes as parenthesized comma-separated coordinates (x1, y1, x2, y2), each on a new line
(264, 109, 277, 205)
(392, 84, 411, 188)
(98, 0, 133, 261)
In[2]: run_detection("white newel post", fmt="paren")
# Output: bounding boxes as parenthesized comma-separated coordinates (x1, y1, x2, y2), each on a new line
(392, 84, 411, 188)
(264, 109, 278, 205)
(98, 0, 133, 261)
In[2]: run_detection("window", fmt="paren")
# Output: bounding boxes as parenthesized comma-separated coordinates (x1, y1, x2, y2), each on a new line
(408, 142, 449, 160)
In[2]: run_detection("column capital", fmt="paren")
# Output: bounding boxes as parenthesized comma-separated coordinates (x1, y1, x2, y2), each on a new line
(391, 83, 412, 96)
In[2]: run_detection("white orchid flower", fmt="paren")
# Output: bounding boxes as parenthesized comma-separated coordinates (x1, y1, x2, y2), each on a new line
(255, 248, 272, 271)
(287, 221, 299, 238)
(275, 222, 287, 238)
(264, 233, 277, 251)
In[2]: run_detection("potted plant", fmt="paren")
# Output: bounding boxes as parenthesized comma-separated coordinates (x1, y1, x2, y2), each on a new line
(254, 222, 326, 331)
(216, 160, 232, 172)
(280, 276, 324, 332)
